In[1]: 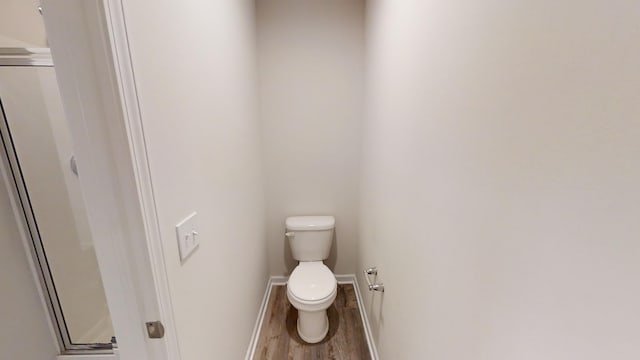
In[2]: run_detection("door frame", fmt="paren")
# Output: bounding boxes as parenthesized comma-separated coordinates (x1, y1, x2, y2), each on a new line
(41, 1, 180, 359)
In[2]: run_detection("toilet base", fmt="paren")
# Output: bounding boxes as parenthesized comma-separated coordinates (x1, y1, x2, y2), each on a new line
(296, 309, 329, 343)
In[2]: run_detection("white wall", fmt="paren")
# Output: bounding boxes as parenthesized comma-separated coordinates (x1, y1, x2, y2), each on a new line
(358, 1, 640, 359)
(0, 0, 47, 47)
(121, 1, 267, 359)
(257, 0, 365, 275)
(0, 139, 56, 360)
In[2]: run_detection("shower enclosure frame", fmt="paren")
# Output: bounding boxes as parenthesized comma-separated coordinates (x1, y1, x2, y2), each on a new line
(0, 1, 181, 359)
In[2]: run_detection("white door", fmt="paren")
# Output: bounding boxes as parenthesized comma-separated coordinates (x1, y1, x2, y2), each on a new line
(39, 1, 180, 359)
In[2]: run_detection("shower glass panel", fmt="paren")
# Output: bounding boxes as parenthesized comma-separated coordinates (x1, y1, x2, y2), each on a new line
(0, 65, 115, 350)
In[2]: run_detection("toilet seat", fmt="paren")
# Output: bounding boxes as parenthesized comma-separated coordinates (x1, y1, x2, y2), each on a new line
(288, 262, 337, 303)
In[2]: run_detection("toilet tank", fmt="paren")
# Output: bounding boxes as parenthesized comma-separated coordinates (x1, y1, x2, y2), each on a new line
(286, 216, 335, 261)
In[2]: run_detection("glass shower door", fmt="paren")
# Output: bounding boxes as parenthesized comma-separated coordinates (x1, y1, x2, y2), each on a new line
(0, 64, 115, 352)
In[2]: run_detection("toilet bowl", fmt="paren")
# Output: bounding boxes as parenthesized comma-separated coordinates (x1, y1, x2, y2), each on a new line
(285, 215, 337, 343)
(287, 261, 337, 343)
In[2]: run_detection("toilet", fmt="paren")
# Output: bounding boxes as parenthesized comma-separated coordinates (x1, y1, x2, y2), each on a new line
(285, 215, 337, 343)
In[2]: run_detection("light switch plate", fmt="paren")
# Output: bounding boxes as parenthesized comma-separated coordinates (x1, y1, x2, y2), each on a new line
(176, 212, 199, 262)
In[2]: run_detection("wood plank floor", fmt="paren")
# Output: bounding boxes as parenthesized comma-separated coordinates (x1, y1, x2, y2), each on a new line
(254, 284, 371, 360)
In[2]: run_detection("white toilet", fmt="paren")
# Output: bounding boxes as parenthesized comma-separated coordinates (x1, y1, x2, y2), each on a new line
(285, 215, 337, 344)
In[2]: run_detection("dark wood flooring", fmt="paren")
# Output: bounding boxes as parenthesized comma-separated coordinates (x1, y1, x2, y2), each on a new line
(254, 284, 371, 360)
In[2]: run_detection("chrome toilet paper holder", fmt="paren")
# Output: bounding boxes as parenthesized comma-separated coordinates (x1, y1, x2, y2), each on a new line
(363, 267, 384, 292)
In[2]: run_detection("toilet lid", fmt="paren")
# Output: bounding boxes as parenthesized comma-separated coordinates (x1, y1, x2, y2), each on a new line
(288, 262, 336, 301)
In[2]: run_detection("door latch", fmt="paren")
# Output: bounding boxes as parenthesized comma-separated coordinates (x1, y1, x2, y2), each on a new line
(145, 321, 165, 339)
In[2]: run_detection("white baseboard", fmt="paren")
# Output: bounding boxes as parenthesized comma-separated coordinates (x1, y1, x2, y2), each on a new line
(269, 276, 288, 285)
(244, 274, 379, 360)
(335, 274, 356, 284)
(244, 277, 276, 360)
(351, 274, 380, 360)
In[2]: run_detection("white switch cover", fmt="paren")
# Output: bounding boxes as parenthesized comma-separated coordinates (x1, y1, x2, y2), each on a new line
(176, 212, 199, 262)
